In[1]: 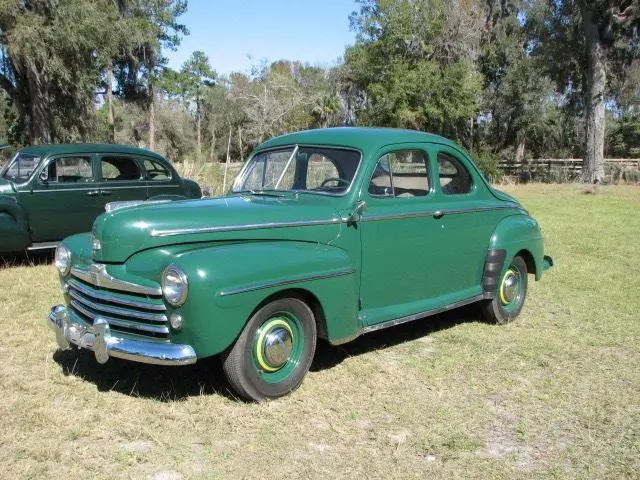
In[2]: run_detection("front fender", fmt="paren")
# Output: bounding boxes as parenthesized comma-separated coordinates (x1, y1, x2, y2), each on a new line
(488, 214, 545, 280)
(0, 195, 30, 252)
(136, 241, 359, 358)
(181, 178, 202, 198)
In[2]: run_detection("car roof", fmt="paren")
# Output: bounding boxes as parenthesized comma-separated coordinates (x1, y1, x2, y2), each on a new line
(19, 143, 167, 162)
(256, 127, 461, 154)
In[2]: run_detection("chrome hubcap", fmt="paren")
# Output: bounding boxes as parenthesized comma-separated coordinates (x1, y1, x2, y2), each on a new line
(263, 327, 293, 369)
(501, 271, 519, 304)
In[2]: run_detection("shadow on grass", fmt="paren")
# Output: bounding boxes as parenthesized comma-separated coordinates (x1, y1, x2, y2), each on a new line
(311, 304, 483, 372)
(0, 250, 54, 268)
(52, 304, 483, 402)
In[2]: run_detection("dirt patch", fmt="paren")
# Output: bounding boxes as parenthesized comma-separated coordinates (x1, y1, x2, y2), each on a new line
(484, 395, 533, 471)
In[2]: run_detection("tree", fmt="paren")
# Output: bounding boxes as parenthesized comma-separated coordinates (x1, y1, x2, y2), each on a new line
(181, 51, 216, 160)
(343, 0, 485, 145)
(527, 0, 639, 182)
(111, 0, 188, 150)
(0, 0, 124, 143)
(578, 1, 639, 182)
(478, 0, 570, 162)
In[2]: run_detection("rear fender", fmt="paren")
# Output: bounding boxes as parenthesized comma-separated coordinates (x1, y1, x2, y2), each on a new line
(0, 195, 30, 252)
(144, 241, 358, 358)
(488, 214, 545, 281)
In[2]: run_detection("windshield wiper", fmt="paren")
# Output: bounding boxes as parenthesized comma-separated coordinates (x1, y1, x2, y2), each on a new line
(236, 189, 289, 198)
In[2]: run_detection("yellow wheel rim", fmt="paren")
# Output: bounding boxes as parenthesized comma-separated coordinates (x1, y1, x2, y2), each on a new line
(500, 269, 518, 305)
(255, 318, 293, 372)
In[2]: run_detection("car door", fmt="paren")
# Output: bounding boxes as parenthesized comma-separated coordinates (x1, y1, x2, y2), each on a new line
(20, 154, 101, 242)
(96, 154, 147, 207)
(358, 145, 443, 327)
(423, 143, 504, 297)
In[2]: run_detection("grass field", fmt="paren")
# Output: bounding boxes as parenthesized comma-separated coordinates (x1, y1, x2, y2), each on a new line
(0, 184, 638, 479)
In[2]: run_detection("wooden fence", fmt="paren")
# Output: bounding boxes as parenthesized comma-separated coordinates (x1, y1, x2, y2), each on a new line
(499, 158, 640, 174)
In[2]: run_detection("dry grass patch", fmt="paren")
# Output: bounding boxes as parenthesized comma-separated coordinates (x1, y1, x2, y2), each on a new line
(0, 184, 638, 479)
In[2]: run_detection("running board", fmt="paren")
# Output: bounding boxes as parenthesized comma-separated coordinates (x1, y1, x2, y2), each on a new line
(27, 241, 60, 251)
(360, 294, 487, 334)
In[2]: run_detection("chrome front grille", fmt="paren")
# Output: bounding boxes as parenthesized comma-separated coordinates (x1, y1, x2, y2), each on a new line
(67, 266, 168, 340)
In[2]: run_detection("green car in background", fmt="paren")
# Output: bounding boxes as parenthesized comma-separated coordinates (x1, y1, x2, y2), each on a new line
(0, 144, 201, 254)
(47, 128, 553, 402)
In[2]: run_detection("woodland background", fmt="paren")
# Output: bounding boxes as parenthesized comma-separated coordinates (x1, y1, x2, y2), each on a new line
(0, 0, 639, 183)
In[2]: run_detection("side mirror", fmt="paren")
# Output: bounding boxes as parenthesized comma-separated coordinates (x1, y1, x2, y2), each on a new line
(39, 169, 49, 183)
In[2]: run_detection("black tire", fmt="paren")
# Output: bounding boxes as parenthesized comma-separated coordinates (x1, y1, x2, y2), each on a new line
(482, 256, 528, 325)
(222, 297, 317, 402)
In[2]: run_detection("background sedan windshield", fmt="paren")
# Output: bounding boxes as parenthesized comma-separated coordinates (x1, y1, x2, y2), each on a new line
(1, 153, 41, 182)
(233, 146, 361, 195)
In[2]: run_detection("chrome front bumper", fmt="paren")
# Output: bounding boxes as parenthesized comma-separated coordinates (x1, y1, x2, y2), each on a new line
(47, 305, 197, 366)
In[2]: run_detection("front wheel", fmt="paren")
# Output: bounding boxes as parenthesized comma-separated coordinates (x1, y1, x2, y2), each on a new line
(482, 256, 528, 324)
(222, 297, 317, 402)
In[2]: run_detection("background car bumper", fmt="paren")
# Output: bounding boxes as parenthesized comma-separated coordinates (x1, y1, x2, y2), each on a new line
(47, 305, 197, 366)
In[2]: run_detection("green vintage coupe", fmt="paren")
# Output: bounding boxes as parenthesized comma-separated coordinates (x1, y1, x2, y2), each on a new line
(0, 144, 201, 253)
(47, 128, 552, 401)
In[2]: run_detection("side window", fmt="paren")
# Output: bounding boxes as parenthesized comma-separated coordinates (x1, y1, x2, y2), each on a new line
(101, 156, 142, 181)
(306, 153, 340, 190)
(368, 155, 392, 196)
(368, 150, 430, 197)
(143, 159, 171, 181)
(46, 156, 93, 183)
(438, 152, 472, 195)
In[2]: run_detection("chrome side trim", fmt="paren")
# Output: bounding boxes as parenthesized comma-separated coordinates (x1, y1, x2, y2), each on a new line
(48, 305, 196, 366)
(150, 204, 521, 237)
(219, 268, 356, 297)
(68, 288, 168, 323)
(152, 217, 343, 238)
(70, 300, 169, 335)
(68, 279, 166, 311)
(71, 264, 162, 296)
(361, 204, 521, 223)
(26, 241, 60, 251)
(360, 294, 486, 334)
(105, 199, 170, 213)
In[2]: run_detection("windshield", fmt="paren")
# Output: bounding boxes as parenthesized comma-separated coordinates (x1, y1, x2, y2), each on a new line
(1, 153, 41, 183)
(232, 146, 361, 195)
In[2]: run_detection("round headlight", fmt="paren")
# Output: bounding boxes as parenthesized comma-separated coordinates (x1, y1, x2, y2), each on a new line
(161, 265, 188, 307)
(54, 244, 71, 276)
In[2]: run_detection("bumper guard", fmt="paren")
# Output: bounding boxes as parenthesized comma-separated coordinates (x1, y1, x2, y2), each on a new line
(47, 305, 197, 366)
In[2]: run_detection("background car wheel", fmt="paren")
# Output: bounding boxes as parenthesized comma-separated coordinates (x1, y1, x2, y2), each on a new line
(482, 255, 528, 324)
(222, 297, 317, 402)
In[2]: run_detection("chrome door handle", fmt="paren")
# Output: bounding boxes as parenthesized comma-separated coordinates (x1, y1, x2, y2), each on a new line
(433, 210, 444, 219)
(101, 190, 112, 196)
(86, 190, 99, 197)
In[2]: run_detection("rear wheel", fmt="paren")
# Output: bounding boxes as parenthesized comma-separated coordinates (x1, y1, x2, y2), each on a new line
(482, 256, 528, 324)
(222, 297, 317, 402)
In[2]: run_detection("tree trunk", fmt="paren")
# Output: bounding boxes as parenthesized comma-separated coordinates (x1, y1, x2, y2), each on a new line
(26, 61, 52, 144)
(515, 132, 525, 164)
(223, 126, 232, 194)
(209, 114, 217, 162)
(196, 99, 202, 162)
(107, 66, 115, 143)
(148, 82, 156, 150)
(238, 125, 243, 161)
(580, 3, 606, 183)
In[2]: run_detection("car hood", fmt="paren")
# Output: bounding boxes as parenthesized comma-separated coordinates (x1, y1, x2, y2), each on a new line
(92, 194, 345, 263)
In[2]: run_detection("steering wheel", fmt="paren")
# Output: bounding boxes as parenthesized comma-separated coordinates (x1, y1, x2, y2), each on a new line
(320, 177, 349, 188)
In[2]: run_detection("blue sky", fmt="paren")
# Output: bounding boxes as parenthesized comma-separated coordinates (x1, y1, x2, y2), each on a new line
(165, 0, 358, 75)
